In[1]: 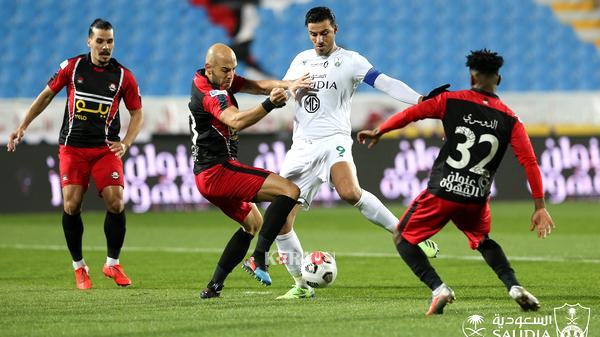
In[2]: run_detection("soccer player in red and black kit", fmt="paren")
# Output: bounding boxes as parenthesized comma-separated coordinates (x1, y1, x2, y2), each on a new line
(358, 49, 555, 315)
(190, 43, 310, 299)
(7, 19, 143, 290)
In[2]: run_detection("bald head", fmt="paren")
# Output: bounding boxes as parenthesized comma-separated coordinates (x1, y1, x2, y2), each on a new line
(205, 43, 237, 89)
(205, 43, 236, 66)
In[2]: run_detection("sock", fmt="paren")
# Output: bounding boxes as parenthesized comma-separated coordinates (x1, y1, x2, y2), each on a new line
(106, 257, 119, 266)
(477, 238, 520, 290)
(275, 230, 308, 288)
(252, 195, 297, 269)
(104, 211, 126, 259)
(433, 283, 448, 295)
(62, 211, 84, 261)
(354, 190, 398, 232)
(212, 228, 254, 285)
(396, 238, 443, 290)
(72, 259, 86, 270)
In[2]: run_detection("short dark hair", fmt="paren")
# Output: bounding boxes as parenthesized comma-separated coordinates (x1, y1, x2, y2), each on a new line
(305, 6, 336, 27)
(466, 49, 504, 75)
(88, 18, 113, 37)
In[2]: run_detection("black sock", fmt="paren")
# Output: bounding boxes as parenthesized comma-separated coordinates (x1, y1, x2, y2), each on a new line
(212, 228, 254, 285)
(477, 238, 520, 290)
(62, 211, 84, 261)
(104, 211, 126, 259)
(252, 195, 297, 269)
(396, 238, 443, 290)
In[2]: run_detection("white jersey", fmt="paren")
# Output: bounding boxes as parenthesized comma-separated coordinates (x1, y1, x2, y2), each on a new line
(283, 47, 373, 141)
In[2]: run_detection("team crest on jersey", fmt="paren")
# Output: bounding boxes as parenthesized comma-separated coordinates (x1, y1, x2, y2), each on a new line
(108, 83, 117, 92)
(209, 89, 228, 97)
(334, 56, 342, 67)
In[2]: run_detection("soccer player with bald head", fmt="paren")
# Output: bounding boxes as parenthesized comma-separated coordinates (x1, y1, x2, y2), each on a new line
(189, 43, 310, 299)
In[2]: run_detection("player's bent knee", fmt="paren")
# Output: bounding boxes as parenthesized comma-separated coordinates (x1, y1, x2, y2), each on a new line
(283, 181, 300, 200)
(106, 199, 125, 213)
(242, 224, 260, 236)
(392, 230, 404, 246)
(338, 188, 361, 205)
(63, 202, 82, 215)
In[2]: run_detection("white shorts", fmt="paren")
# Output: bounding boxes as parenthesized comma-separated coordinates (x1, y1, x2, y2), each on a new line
(280, 135, 355, 209)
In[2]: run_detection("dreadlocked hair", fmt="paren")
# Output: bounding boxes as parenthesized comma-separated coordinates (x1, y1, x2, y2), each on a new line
(466, 49, 504, 75)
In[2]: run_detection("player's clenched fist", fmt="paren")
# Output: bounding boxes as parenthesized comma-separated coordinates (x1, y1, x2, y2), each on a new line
(269, 87, 288, 107)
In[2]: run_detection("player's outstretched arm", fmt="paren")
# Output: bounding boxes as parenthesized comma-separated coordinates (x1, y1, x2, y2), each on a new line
(7, 85, 56, 152)
(240, 73, 311, 96)
(530, 198, 555, 239)
(219, 88, 288, 130)
(357, 128, 382, 149)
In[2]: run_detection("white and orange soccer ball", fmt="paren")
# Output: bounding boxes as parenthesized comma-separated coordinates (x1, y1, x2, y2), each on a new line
(301, 251, 337, 288)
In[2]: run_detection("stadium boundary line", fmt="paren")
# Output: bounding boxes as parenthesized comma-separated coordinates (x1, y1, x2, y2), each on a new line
(1, 243, 599, 264)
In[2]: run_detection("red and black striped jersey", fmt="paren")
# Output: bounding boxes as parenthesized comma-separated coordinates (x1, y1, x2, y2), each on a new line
(188, 69, 247, 174)
(48, 53, 142, 147)
(378, 89, 543, 204)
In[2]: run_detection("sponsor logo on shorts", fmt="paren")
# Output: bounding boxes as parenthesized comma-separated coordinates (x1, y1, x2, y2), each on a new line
(62, 175, 68, 181)
(111, 171, 120, 179)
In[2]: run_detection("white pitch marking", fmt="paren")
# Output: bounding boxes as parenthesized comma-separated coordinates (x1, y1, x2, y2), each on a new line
(1, 243, 598, 264)
(242, 291, 272, 295)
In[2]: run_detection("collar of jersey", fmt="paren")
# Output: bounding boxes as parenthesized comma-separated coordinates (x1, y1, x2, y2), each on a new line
(471, 88, 499, 99)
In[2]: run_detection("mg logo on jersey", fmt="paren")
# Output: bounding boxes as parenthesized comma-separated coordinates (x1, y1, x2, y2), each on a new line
(303, 95, 320, 113)
(554, 303, 590, 337)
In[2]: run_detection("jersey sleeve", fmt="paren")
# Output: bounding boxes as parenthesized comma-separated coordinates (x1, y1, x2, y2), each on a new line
(230, 74, 246, 93)
(352, 52, 374, 83)
(378, 93, 447, 134)
(283, 54, 304, 81)
(510, 119, 544, 199)
(47, 59, 73, 93)
(204, 90, 235, 119)
(121, 69, 142, 111)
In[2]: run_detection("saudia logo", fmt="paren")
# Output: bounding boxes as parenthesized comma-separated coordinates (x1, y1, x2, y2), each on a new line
(310, 80, 337, 90)
(461, 304, 591, 337)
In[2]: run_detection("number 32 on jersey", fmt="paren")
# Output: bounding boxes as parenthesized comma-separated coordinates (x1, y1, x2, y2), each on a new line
(446, 126, 499, 178)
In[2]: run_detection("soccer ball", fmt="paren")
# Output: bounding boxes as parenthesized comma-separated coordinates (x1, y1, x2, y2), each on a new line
(301, 251, 337, 288)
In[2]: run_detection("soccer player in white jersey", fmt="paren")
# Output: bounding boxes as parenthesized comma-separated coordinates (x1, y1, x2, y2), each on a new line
(274, 6, 449, 299)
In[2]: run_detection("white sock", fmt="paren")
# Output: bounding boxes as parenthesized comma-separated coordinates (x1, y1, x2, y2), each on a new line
(72, 259, 86, 270)
(275, 230, 308, 288)
(354, 190, 398, 232)
(106, 257, 119, 266)
(433, 283, 447, 295)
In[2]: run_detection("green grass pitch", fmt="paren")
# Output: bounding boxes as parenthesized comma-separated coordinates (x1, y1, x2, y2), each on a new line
(1, 201, 598, 337)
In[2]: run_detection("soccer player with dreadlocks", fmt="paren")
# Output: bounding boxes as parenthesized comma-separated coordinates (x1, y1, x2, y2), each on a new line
(357, 49, 556, 315)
